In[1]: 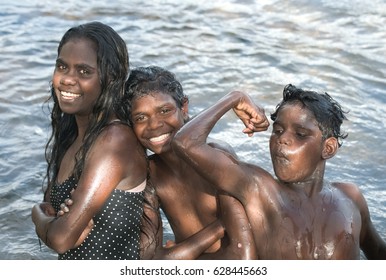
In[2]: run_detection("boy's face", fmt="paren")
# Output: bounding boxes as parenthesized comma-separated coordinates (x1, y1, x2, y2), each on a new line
(130, 91, 188, 155)
(269, 102, 325, 183)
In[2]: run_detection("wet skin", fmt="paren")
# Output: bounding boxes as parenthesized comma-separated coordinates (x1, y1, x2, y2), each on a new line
(32, 37, 147, 254)
(131, 92, 256, 258)
(260, 103, 361, 258)
(131, 92, 220, 252)
(173, 91, 385, 259)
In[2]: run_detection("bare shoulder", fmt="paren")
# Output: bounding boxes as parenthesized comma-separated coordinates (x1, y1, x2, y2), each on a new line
(331, 181, 368, 210)
(97, 122, 138, 147)
(87, 122, 146, 172)
(332, 181, 361, 195)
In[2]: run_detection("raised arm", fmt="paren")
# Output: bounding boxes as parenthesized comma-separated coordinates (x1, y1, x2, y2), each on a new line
(172, 90, 269, 200)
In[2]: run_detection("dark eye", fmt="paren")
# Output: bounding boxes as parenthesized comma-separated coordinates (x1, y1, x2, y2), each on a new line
(79, 68, 90, 76)
(56, 63, 66, 71)
(272, 125, 283, 135)
(160, 108, 171, 114)
(296, 129, 308, 138)
(133, 115, 146, 123)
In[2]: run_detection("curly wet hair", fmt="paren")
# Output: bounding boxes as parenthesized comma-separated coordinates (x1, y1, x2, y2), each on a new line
(125, 65, 188, 123)
(271, 84, 348, 147)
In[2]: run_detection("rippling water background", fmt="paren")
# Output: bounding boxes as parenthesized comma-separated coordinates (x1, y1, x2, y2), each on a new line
(0, 0, 385, 260)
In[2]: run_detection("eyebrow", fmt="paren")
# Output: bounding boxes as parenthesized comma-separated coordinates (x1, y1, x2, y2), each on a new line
(55, 58, 97, 70)
(272, 119, 316, 131)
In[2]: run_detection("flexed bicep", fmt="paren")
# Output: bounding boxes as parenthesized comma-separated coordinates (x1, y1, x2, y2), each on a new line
(173, 91, 263, 200)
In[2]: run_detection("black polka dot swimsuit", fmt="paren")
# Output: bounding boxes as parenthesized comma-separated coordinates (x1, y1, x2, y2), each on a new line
(50, 176, 145, 260)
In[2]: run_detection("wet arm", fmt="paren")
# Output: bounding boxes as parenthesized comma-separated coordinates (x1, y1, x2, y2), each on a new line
(158, 220, 224, 260)
(173, 90, 269, 199)
(140, 187, 224, 260)
(340, 182, 386, 259)
(358, 193, 386, 259)
(361, 220, 386, 259)
(33, 126, 144, 254)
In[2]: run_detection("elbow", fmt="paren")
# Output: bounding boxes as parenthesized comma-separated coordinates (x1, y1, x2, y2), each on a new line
(46, 229, 76, 254)
(173, 127, 198, 153)
(53, 243, 72, 255)
(172, 130, 188, 154)
(50, 240, 74, 255)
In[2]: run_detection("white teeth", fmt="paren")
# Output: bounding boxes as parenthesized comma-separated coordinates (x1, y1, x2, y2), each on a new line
(60, 91, 81, 98)
(150, 133, 170, 143)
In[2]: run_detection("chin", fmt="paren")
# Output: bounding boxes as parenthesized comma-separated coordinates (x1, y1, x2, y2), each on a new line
(274, 171, 294, 184)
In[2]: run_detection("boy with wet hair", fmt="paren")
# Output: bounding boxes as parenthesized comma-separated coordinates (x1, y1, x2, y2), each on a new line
(271, 84, 347, 146)
(173, 84, 386, 259)
(126, 66, 256, 259)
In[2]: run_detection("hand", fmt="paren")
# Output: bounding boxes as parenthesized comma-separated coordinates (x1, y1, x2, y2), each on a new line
(39, 202, 56, 217)
(231, 91, 270, 136)
(164, 240, 176, 248)
(55, 192, 94, 248)
(57, 188, 75, 217)
(57, 198, 73, 217)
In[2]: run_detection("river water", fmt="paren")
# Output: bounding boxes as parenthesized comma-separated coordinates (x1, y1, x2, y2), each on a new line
(0, 0, 385, 260)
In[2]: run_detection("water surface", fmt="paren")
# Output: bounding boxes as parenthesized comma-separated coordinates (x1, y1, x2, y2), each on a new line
(0, 0, 385, 259)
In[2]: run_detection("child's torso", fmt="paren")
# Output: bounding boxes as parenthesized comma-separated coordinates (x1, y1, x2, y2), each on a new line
(246, 181, 362, 259)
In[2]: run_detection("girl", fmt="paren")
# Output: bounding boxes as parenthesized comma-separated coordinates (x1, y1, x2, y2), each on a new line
(31, 22, 148, 260)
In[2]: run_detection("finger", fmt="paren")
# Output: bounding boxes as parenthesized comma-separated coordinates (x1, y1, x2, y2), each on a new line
(64, 198, 73, 206)
(164, 240, 176, 248)
(242, 128, 254, 137)
(60, 203, 69, 213)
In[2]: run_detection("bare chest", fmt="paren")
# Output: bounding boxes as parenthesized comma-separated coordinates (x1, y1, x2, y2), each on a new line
(155, 175, 218, 241)
(249, 189, 362, 259)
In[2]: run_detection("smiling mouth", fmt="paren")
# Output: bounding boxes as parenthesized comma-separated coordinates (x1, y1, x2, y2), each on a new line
(149, 133, 171, 143)
(60, 91, 82, 100)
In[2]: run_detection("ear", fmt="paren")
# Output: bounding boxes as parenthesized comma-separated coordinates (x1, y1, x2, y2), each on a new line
(322, 137, 338, 159)
(181, 97, 189, 122)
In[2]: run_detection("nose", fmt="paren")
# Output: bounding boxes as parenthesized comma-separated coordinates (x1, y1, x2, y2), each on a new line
(278, 131, 292, 145)
(60, 70, 77, 86)
(148, 116, 163, 130)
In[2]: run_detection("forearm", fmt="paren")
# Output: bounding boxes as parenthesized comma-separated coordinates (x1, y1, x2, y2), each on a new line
(155, 220, 224, 260)
(31, 203, 82, 254)
(31, 204, 56, 247)
(174, 91, 244, 148)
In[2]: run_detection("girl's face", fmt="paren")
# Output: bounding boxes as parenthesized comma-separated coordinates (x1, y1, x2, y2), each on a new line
(269, 102, 325, 183)
(130, 92, 188, 155)
(52, 38, 101, 117)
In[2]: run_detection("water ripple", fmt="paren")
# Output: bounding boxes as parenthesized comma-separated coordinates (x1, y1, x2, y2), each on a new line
(1, 0, 385, 259)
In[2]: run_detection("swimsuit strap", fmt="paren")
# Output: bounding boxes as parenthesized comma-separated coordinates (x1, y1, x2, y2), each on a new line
(107, 118, 132, 128)
(108, 119, 125, 125)
(127, 179, 146, 193)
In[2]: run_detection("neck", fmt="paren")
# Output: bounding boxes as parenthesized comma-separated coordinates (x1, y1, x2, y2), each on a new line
(284, 164, 326, 197)
(158, 149, 192, 175)
(75, 115, 91, 140)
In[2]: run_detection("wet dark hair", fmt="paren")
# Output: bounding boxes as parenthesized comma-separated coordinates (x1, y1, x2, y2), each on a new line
(44, 21, 129, 197)
(271, 84, 348, 147)
(125, 65, 188, 122)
